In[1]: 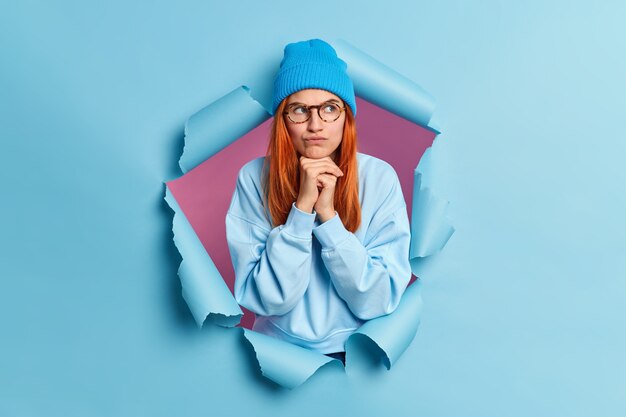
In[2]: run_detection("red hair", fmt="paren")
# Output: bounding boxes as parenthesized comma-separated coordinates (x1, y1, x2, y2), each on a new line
(261, 98, 361, 233)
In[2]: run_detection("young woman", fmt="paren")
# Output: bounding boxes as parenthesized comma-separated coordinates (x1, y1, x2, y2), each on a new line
(225, 39, 412, 365)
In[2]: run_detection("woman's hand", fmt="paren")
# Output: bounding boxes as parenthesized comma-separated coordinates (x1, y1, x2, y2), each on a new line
(295, 155, 343, 217)
(314, 173, 339, 222)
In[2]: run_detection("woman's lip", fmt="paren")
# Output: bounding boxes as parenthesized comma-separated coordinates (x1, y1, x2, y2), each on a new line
(305, 137, 326, 141)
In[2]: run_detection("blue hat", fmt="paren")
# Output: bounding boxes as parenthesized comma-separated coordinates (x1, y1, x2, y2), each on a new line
(271, 39, 357, 117)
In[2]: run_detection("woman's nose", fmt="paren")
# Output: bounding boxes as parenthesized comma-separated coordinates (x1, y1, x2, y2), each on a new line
(307, 111, 323, 131)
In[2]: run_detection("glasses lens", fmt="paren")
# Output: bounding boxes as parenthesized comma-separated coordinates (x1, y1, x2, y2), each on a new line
(287, 105, 310, 123)
(319, 102, 341, 122)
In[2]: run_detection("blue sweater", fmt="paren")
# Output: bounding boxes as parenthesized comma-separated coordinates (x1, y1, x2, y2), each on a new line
(225, 152, 412, 353)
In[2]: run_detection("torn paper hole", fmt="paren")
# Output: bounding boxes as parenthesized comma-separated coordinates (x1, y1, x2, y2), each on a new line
(163, 38, 453, 389)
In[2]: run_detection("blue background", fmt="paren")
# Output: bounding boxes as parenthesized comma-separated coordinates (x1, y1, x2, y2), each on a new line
(2, 1, 625, 415)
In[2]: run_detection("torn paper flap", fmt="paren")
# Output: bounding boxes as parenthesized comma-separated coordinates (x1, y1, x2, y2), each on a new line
(164, 185, 242, 327)
(331, 38, 437, 131)
(242, 329, 342, 389)
(409, 147, 455, 261)
(179, 85, 270, 173)
(347, 279, 423, 368)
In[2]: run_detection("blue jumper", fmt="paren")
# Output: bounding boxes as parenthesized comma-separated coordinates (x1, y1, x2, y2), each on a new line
(225, 152, 412, 353)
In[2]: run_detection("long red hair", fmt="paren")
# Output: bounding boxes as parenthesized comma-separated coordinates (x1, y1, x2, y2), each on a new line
(260, 98, 361, 233)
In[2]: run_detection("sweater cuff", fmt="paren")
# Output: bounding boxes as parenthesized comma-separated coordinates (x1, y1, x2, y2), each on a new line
(283, 202, 316, 238)
(312, 212, 350, 249)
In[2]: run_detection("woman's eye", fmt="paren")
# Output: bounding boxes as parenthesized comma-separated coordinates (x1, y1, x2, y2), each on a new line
(323, 104, 338, 113)
(293, 106, 307, 114)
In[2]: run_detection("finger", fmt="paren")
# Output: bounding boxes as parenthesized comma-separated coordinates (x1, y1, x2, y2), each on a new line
(299, 158, 343, 178)
(307, 162, 343, 177)
(301, 156, 337, 166)
(317, 173, 337, 188)
(319, 165, 343, 177)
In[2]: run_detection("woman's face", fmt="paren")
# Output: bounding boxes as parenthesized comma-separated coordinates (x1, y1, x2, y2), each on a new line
(284, 89, 346, 161)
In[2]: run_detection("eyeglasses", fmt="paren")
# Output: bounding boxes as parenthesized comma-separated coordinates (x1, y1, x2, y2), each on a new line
(283, 100, 346, 124)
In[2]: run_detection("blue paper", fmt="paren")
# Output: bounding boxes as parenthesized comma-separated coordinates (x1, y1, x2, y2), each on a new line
(164, 186, 243, 327)
(409, 147, 455, 263)
(179, 85, 270, 173)
(332, 38, 438, 132)
(243, 329, 342, 389)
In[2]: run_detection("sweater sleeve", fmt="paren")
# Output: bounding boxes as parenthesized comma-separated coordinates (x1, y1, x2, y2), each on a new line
(225, 167, 316, 316)
(311, 175, 412, 320)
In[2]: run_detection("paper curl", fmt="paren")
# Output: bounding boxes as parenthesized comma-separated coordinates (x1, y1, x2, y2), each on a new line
(331, 38, 438, 132)
(165, 186, 242, 327)
(180, 85, 270, 174)
(409, 147, 455, 276)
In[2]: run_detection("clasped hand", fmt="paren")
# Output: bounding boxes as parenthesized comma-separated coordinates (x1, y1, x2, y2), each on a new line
(295, 155, 343, 222)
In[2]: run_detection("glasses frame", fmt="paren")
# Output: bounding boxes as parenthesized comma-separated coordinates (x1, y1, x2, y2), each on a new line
(283, 100, 346, 124)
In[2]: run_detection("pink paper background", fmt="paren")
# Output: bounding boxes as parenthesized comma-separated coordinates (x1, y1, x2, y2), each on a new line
(167, 97, 436, 329)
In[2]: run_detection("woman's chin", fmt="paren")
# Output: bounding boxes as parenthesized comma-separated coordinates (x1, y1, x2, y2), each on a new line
(302, 149, 331, 160)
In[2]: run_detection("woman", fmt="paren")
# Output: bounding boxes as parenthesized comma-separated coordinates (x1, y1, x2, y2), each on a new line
(225, 39, 412, 365)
